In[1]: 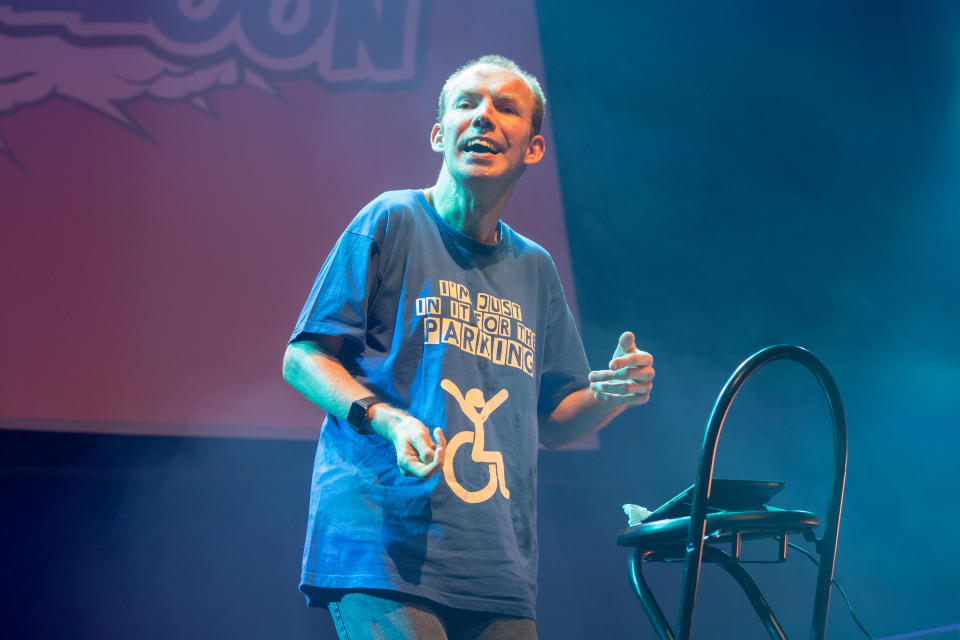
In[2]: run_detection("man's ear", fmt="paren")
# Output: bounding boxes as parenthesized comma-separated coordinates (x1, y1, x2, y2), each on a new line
(523, 134, 546, 166)
(430, 123, 443, 152)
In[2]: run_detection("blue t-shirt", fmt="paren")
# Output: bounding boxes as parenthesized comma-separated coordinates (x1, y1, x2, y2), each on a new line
(290, 189, 589, 619)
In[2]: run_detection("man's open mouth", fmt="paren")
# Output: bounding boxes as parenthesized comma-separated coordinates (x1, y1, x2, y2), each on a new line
(462, 139, 501, 154)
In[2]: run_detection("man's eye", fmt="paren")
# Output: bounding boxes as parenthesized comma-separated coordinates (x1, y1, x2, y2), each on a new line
(456, 101, 472, 109)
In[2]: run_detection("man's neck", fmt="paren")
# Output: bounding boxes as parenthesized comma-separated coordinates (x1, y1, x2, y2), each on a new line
(427, 169, 516, 245)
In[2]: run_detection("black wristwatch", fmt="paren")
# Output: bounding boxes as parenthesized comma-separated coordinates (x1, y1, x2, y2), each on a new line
(347, 396, 383, 434)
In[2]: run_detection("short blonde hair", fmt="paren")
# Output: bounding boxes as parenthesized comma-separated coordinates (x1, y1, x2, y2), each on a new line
(437, 55, 547, 136)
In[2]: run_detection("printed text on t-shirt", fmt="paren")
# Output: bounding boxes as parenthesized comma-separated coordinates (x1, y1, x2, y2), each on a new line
(416, 280, 535, 377)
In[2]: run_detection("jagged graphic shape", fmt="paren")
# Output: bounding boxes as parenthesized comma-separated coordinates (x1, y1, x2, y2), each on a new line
(0, 33, 281, 168)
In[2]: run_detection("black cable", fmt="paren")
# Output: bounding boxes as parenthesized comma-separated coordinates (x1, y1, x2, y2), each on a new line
(786, 541, 874, 639)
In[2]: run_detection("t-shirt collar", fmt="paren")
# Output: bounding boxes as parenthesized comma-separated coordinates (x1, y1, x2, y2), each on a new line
(417, 189, 507, 257)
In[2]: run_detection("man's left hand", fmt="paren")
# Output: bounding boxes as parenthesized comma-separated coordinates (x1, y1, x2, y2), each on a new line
(587, 331, 655, 405)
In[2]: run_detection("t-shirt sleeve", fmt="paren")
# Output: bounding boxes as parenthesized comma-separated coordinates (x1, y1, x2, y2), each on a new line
(288, 229, 381, 347)
(536, 258, 590, 420)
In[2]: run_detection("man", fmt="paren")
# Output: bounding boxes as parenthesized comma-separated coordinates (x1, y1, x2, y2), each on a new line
(283, 55, 654, 640)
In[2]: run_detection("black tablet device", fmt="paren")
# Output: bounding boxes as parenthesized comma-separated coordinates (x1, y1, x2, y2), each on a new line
(642, 479, 786, 523)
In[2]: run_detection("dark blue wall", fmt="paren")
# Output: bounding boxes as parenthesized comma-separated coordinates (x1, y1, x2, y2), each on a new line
(539, 0, 960, 637)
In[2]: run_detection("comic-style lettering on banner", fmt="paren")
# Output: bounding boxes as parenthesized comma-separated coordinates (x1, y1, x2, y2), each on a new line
(0, 0, 424, 164)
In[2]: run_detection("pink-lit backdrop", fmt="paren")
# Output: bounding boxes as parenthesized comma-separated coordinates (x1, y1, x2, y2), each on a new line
(0, 1, 581, 439)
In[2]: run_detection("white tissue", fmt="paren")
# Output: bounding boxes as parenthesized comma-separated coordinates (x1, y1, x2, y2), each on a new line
(622, 504, 652, 527)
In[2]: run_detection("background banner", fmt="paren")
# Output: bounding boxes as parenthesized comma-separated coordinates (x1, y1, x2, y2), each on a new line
(0, 0, 578, 439)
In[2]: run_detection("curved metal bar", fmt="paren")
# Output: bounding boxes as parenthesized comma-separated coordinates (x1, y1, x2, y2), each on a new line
(628, 549, 675, 640)
(675, 345, 847, 640)
(704, 546, 787, 640)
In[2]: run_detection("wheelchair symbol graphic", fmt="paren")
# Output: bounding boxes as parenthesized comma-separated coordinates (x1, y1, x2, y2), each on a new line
(440, 379, 510, 504)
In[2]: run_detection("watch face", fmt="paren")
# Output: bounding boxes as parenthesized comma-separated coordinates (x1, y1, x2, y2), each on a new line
(348, 401, 367, 431)
(349, 396, 380, 433)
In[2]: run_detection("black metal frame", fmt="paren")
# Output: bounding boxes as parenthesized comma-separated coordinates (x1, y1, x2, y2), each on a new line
(622, 345, 848, 639)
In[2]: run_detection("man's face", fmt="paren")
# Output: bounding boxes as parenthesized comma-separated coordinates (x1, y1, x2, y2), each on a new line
(431, 64, 545, 184)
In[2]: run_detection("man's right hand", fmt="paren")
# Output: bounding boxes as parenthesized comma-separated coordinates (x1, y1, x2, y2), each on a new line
(282, 339, 446, 478)
(371, 405, 447, 478)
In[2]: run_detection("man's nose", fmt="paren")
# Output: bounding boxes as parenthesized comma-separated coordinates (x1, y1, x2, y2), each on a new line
(471, 101, 494, 130)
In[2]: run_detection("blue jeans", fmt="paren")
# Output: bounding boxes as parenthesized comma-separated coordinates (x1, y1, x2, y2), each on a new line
(327, 590, 538, 640)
